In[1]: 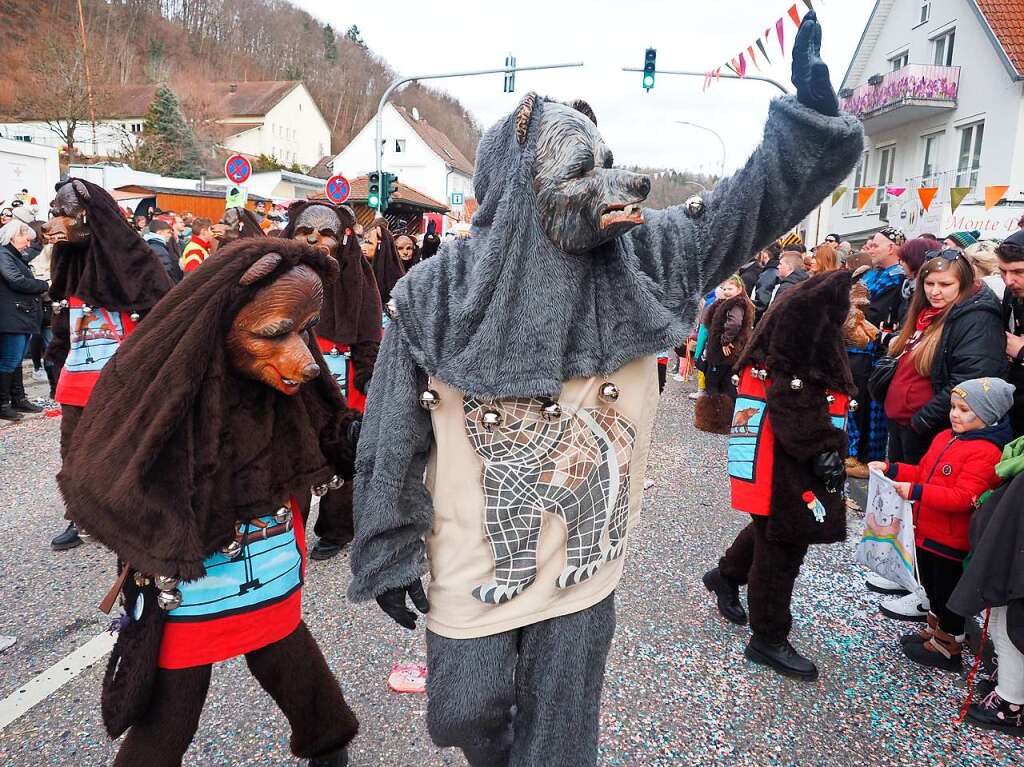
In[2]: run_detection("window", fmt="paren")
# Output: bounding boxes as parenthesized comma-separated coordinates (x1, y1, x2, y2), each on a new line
(956, 122, 984, 187)
(876, 145, 896, 206)
(14, 135, 30, 142)
(130, 122, 142, 134)
(889, 51, 909, 71)
(920, 1, 931, 24)
(933, 29, 955, 66)
(395, 139, 406, 153)
(921, 132, 943, 186)
(848, 151, 870, 213)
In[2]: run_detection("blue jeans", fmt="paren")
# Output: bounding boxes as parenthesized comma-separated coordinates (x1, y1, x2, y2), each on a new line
(0, 333, 30, 373)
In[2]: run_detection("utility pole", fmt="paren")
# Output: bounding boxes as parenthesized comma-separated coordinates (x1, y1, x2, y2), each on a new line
(373, 61, 584, 212)
(622, 67, 790, 95)
(675, 120, 726, 178)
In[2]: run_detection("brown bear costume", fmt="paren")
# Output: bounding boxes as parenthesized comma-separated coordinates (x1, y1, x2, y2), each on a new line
(694, 292, 755, 434)
(57, 238, 360, 767)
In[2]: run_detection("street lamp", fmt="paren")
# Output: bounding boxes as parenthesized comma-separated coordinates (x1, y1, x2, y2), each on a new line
(675, 120, 726, 178)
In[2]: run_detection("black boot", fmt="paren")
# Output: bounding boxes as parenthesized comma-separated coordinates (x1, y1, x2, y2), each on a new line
(744, 635, 819, 681)
(703, 567, 747, 625)
(966, 690, 1024, 736)
(51, 522, 82, 551)
(45, 364, 57, 400)
(310, 538, 346, 561)
(308, 747, 349, 766)
(0, 372, 22, 421)
(9, 367, 42, 413)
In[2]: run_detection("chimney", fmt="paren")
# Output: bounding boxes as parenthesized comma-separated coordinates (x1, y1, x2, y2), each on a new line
(228, 83, 238, 93)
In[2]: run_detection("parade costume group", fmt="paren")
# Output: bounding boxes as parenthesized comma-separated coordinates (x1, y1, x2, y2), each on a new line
(45, 13, 884, 765)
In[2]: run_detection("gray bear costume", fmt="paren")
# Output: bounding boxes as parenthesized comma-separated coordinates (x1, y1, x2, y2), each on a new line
(351, 16, 863, 765)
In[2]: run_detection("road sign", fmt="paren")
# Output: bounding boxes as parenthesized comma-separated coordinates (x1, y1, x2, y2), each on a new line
(325, 174, 350, 204)
(225, 154, 252, 184)
(450, 192, 464, 205)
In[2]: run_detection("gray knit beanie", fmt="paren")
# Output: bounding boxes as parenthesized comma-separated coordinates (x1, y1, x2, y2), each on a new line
(950, 378, 1016, 426)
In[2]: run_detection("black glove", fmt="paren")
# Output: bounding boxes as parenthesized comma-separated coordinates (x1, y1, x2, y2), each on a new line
(791, 11, 840, 117)
(347, 418, 362, 450)
(376, 579, 429, 630)
(812, 449, 845, 494)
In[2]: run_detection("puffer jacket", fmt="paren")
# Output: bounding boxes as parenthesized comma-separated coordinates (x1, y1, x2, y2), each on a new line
(0, 242, 47, 334)
(911, 284, 1007, 437)
(886, 420, 1011, 560)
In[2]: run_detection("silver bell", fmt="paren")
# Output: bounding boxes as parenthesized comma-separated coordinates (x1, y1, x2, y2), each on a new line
(221, 539, 243, 559)
(129, 312, 140, 322)
(684, 195, 706, 219)
(157, 589, 182, 611)
(541, 399, 562, 421)
(154, 574, 178, 591)
(599, 382, 620, 403)
(419, 389, 441, 411)
(330, 346, 340, 357)
(385, 298, 398, 319)
(752, 368, 768, 381)
(731, 374, 740, 386)
(328, 475, 345, 490)
(51, 301, 62, 312)
(826, 394, 836, 404)
(849, 399, 859, 412)
(82, 304, 92, 313)
(78, 528, 94, 543)
(133, 572, 151, 588)
(790, 378, 803, 391)
(311, 482, 329, 497)
(274, 506, 292, 524)
(481, 408, 503, 432)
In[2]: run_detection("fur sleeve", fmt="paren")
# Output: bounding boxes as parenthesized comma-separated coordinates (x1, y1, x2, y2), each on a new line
(45, 307, 70, 371)
(628, 97, 863, 317)
(765, 377, 847, 462)
(348, 323, 434, 602)
(350, 339, 379, 395)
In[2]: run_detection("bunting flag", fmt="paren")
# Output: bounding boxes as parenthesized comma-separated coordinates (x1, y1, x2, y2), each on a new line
(737, 52, 747, 77)
(886, 187, 906, 197)
(756, 38, 771, 65)
(985, 185, 1010, 210)
(788, 4, 802, 28)
(831, 186, 848, 206)
(950, 187, 971, 214)
(917, 187, 938, 211)
(747, 45, 762, 71)
(724, 60, 739, 75)
(856, 187, 876, 211)
(802, 0, 815, 10)
(776, 17, 786, 56)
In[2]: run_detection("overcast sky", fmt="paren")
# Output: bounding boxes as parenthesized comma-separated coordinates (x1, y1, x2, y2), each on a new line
(294, 0, 874, 172)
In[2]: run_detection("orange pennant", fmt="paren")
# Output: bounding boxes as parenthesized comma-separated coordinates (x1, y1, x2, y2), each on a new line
(985, 185, 1010, 210)
(856, 187, 876, 211)
(788, 4, 801, 27)
(917, 187, 938, 211)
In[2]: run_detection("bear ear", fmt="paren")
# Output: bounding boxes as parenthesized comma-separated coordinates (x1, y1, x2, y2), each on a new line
(514, 92, 539, 146)
(240, 252, 283, 285)
(569, 99, 597, 126)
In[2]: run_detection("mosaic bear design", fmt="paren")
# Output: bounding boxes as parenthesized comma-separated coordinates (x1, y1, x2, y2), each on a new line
(463, 396, 637, 605)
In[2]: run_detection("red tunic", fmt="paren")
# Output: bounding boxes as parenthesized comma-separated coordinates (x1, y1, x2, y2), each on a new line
(316, 337, 366, 412)
(54, 296, 138, 407)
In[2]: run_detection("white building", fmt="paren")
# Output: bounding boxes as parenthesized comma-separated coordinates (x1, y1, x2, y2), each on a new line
(0, 81, 331, 170)
(814, 0, 1024, 246)
(329, 104, 474, 217)
(0, 137, 59, 216)
(205, 169, 328, 202)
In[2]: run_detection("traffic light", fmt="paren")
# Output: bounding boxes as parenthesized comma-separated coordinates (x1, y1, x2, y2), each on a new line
(368, 171, 381, 209)
(643, 47, 656, 92)
(381, 172, 398, 212)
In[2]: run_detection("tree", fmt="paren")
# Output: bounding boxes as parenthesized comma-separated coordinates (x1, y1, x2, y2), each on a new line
(135, 85, 205, 177)
(345, 24, 365, 47)
(323, 24, 338, 63)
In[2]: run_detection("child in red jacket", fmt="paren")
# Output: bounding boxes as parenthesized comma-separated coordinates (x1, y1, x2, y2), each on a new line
(870, 377, 1015, 671)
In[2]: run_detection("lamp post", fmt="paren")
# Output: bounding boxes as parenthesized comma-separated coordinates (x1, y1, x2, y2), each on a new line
(675, 120, 726, 179)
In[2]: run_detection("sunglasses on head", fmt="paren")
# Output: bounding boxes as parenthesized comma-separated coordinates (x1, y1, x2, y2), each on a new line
(926, 248, 963, 263)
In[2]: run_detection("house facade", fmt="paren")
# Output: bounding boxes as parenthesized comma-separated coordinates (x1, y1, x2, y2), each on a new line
(329, 103, 474, 225)
(810, 0, 1024, 246)
(0, 81, 331, 169)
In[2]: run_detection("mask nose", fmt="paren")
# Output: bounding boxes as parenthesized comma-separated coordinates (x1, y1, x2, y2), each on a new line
(306, 235, 318, 245)
(300, 361, 320, 382)
(634, 175, 652, 198)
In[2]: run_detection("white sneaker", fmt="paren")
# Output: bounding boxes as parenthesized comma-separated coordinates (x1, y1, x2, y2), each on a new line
(688, 391, 703, 401)
(643, 477, 655, 490)
(865, 572, 910, 596)
(672, 374, 685, 382)
(880, 590, 930, 622)
(30, 368, 47, 383)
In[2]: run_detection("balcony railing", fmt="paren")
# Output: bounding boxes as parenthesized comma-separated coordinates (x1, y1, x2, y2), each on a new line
(840, 64, 960, 120)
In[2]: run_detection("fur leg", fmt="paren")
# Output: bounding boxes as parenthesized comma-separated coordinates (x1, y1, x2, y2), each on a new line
(718, 521, 756, 586)
(746, 516, 809, 643)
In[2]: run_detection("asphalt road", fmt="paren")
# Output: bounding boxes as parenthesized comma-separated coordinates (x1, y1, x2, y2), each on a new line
(0, 376, 1016, 766)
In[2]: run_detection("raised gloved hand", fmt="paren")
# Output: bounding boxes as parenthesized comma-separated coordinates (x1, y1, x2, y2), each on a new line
(791, 11, 840, 117)
(376, 579, 429, 630)
(812, 449, 845, 494)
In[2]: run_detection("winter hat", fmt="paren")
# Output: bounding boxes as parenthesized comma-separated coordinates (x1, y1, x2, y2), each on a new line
(11, 206, 34, 225)
(997, 229, 1024, 261)
(946, 230, 981, 248)
(951, 377, 1016, 426)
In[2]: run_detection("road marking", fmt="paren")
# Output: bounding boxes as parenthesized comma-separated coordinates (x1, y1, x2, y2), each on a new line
(0, 631, 114, 730)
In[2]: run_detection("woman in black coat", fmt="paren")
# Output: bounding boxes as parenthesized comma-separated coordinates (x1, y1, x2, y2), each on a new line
(0, 221, 48, 420)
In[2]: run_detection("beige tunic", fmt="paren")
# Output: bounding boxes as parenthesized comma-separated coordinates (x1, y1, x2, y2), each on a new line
(424, 355, 660, 639)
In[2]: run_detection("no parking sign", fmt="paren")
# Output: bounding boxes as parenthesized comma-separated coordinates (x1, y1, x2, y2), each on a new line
(325, 175, 350, 204)
(225, 154, 252, 184)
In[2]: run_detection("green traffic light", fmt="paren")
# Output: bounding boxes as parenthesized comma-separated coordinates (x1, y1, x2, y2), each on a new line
(643, 75, 655, 88)
(368, 193, 380, 207)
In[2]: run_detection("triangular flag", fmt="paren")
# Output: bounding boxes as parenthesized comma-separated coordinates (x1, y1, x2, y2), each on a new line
(747, 45, 762, 71)
(802, 0, 814, 11)
(703, 71, 712, 92)
(886, 187, 906, 197)
(985, 185, 1010, 210)
(917, 187, 938, 211)
(724, 60, 739, 75)
(738, 52, 747, 77)
(756, 38, 772, 65)
(788, 4, 802, 28)
(856, 187, 876, 211)
(950, 187, 971, 214)
(776, 18, 786, 56)
(831, 186, 848, 205)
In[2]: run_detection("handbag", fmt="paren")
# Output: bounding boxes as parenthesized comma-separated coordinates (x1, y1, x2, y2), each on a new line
(868, 353, 901, 403)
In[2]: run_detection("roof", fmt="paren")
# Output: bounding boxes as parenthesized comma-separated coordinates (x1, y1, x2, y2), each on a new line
(114, 184, 271, 202)
(76, 81, 302, 120)
(393, 106, 475, 177)
(973, 0, 1024, 78)
(307, 156, 334, 180)
(342, 176, 449, 213)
